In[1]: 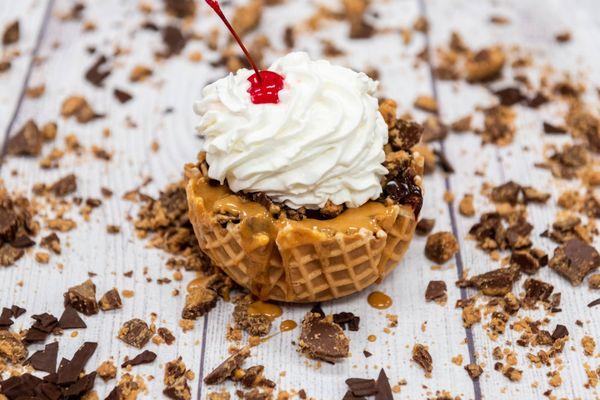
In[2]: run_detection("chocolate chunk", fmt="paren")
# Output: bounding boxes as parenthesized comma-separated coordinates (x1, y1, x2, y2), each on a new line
(10, 305, 25, 318)
(523, 278, 554, 307)
(375, 369, 393, 400)
(7, 120, 43, 156)
(204, 346, 251, 385)
(31, 312, 58, 333)
(310, 303, 325, 318)
(160, 25, 187, 58)
(549, 238, 600, 285)
(526, 92, 549, 108)
(0, 374, 44, 398)
(10, 234, 35, 248)
(543, 122, 567, 134)
(0, 206, 18, 242)
(57, 342, 97, 385)
(121, 350, 157, 368)
(491, 181, 521, 204)
(61, 371, 96, 397)
(510, 249, 542, 274)
(333, 312, 360, 331)
(0, 308, 13, 329)
(164, 357, 192, 400)
(118, 318, 153, 348)
(41, 233, 61, 254)
(58, 306, 87, 329)
(50, 174, 77, 197)
(2, 20, 19, 45)
(505, 221, 533, 249)
(464, 363, 483, 380)
(493, 87, 526, 106)
(0, 330, 28, 363)
(345, 378, 377, 397)
(465, 266, 520, 296)
(85, 55, 111, 87)
(425, 280, 447, 302)
(342, 391, 366, 400)
(232, 296, 272, 337)
(587, 298, 600, 308)
(388, 119, 423, 151)
(412, 344, 433, 374)
(99, 288, 123, 311)
(23, 327, 49, 344)
(551, 324, 569, 341)
(424, 231, 459, 264)
(25, 342, 58, 373)
(114, 88, 133, 103)
(158, 327, 176, 345)
(64, 279, 98, 315)
(0, 244, 24, 267)
(182, 273, 223, 320)
(521, 186, 550, 203)
(416, 218, 435, 236)
(298, 312, 349, 363)
(164, 0, 196, 18)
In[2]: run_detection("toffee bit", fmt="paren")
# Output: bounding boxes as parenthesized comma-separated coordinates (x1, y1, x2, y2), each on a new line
(412, 344, 433, 375)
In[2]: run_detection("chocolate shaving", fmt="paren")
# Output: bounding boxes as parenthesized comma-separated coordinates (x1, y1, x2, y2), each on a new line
(25, 342, 58, 373)
(587, 298, 600, 308)
(121, 350, 157, 368)
(56, 342, 97, 385)
(85, 55, 111, 87)
(113, 88, 133, 103)
(543, 122, 567, 134)
(58, 306, 87, 329)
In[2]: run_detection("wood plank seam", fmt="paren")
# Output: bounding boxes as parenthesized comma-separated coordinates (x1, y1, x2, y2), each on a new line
(0, 0, 55, 164)
(197, 313, 210, 399)
(418, 0, 483, 399)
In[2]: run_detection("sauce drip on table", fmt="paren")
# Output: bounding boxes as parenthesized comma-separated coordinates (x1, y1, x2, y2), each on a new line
(367, 291, 393, 309)
(205, 0, 284, 104)
(279, 319, 298, 332)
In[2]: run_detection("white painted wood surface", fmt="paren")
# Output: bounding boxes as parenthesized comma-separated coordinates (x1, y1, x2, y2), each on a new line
(0, 0, 598, 399)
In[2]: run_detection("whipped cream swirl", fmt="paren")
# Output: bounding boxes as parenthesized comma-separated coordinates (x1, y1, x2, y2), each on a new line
(194, 52, 388, 210)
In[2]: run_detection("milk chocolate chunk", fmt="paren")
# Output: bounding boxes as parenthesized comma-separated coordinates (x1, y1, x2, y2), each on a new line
(415, 218, 435, 236)
(99, 288, 123, 311)
(388, 119, 423, 151)
(298, 312, 349, 363)
(232, 295, 272, 337)
(412, 344, 433, 374)
(465, 266, 520, 296)
(522, 278, 554, 307)
(121, 350, 157, 368)
(2, 20, 19, 45)
(551, 324, 569, 341)
(0, 330, 28, 363)
(424, 231, 459, 264)
(41, 232, 61, 254)
(464, 363, 483, 380)
(51, 174, 77, 197)
(204, 346, 251, 385)
(158, 327, 176, 345)
(493, 87, 526, 106)
(549, 238, 600, 285)
(7, 120, 43, 157)
(64, 279, 99, 315)
(490, 181, 521, 204)
(164, 357, 192, 400)
(425, 280, 447, 302)
(118, 318, 153, 349)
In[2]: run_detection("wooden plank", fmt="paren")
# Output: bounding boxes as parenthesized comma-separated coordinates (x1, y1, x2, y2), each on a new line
(0, 0, 50, 146)
(199, 1, 477, 399)
(425, 0, 600, 398)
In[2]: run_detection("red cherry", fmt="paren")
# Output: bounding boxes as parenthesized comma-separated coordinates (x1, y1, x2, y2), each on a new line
(204, 0, 284, 104)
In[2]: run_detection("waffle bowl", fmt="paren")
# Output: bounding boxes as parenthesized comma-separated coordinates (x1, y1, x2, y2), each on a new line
(185, 152, 424, 303)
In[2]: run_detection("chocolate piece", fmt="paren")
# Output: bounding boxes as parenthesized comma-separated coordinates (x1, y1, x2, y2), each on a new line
(31, 312, 58, 333)
(182, 274, 221, 320)
(388, 119, 423, 151)
(510, 250, 541, 274)
(415, 218, 435, 236)
(587, 298, 600, 308)
(466, 46, 505, 82)
(164, 0, 196, 18)
(60, 95, 104, 123)
(41, 233, 61, 254)
(549, 239, 600, 285)
(25, 342, 58, 373)
(0, 374, 44, 398)
(342, 391, 366, 400)
(425, 280, 447, 302)
(464, 363, 483, 380)
(493, 87, 526, 106)
(56, 342, 97, 385)
(2, 20, 19, 45)
(50, 174, 77, 197)
(114, 88, 133, 103)
(551, 324, 569, 341)
(0, 308, 13, 329)
(7, 120, 43, 156)
(64, 279, 99, 315)
(204, 346, 251, 385)
(375, 369, 393, 400)
(298, 312, 349, 363)
(523, 278, 554, 307)
(481, 105, 515, 145)
(412, 344, 433, 374)
(345, 378, 377, 397)
(118, 318, 153, 349)
(99, 288, 123, 311)
(543, 122, 567, 134)
(521, 186, 550, 203)
(10, 305, 25, 318)
(157, 327, 176, 345)
(0, 330, 28, 363)
(424, 231, 459, 264)
(85, 55, 111, 87)
(491, 181, 521, 204)
(58, 306, 87, 329)
(160, 25, 187, 58)
(465, 266, 520, 296)
(232, 296, 272, 337)
(121, 350, 157, 368)
(333, 312, 360, 331)
(164, 357, 192, 400)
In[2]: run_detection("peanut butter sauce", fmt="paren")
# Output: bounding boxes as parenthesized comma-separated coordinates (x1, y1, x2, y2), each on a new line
(367, 291, 393, 309)
(279, 319, 298, 332)
(247, 301, 282, 319)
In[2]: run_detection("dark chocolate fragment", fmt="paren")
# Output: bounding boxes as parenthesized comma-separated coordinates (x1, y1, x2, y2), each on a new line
(64, 279, 98, 315)
(298, 313, 349, 363)
(121, 350, 157, 368)
(204, 346, 251, 385)
(118, 318, 153, 349)
(58, 306, 87, 329)
(25, 342, 58, 373)
(549, 238, 600, 285)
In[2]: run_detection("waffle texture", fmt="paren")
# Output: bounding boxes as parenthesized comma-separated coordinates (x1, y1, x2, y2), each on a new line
(186, 163, 421, 302)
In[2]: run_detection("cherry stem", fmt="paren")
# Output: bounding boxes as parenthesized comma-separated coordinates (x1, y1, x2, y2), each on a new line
(205, 0, 263, 84)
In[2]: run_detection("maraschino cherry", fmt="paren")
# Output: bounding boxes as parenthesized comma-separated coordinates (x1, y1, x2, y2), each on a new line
(205, 0, 284, 104)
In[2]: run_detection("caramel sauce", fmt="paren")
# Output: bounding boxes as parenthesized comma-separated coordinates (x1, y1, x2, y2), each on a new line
(247, 301, 282, 319)
(367, 291, 393, 309)
(279, 319, 298, 332)
(367, 334, 377, 342)
(189, 177, 398, 238)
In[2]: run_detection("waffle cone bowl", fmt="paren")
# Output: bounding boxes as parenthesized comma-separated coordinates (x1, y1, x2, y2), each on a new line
(185, 150, 424, 303)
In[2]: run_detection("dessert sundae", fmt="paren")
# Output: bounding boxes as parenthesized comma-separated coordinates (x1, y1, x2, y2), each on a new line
(186, 0, 423, 302)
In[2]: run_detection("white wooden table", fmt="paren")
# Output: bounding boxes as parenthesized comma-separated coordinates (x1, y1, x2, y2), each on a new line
(0, 0, 598, 399)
